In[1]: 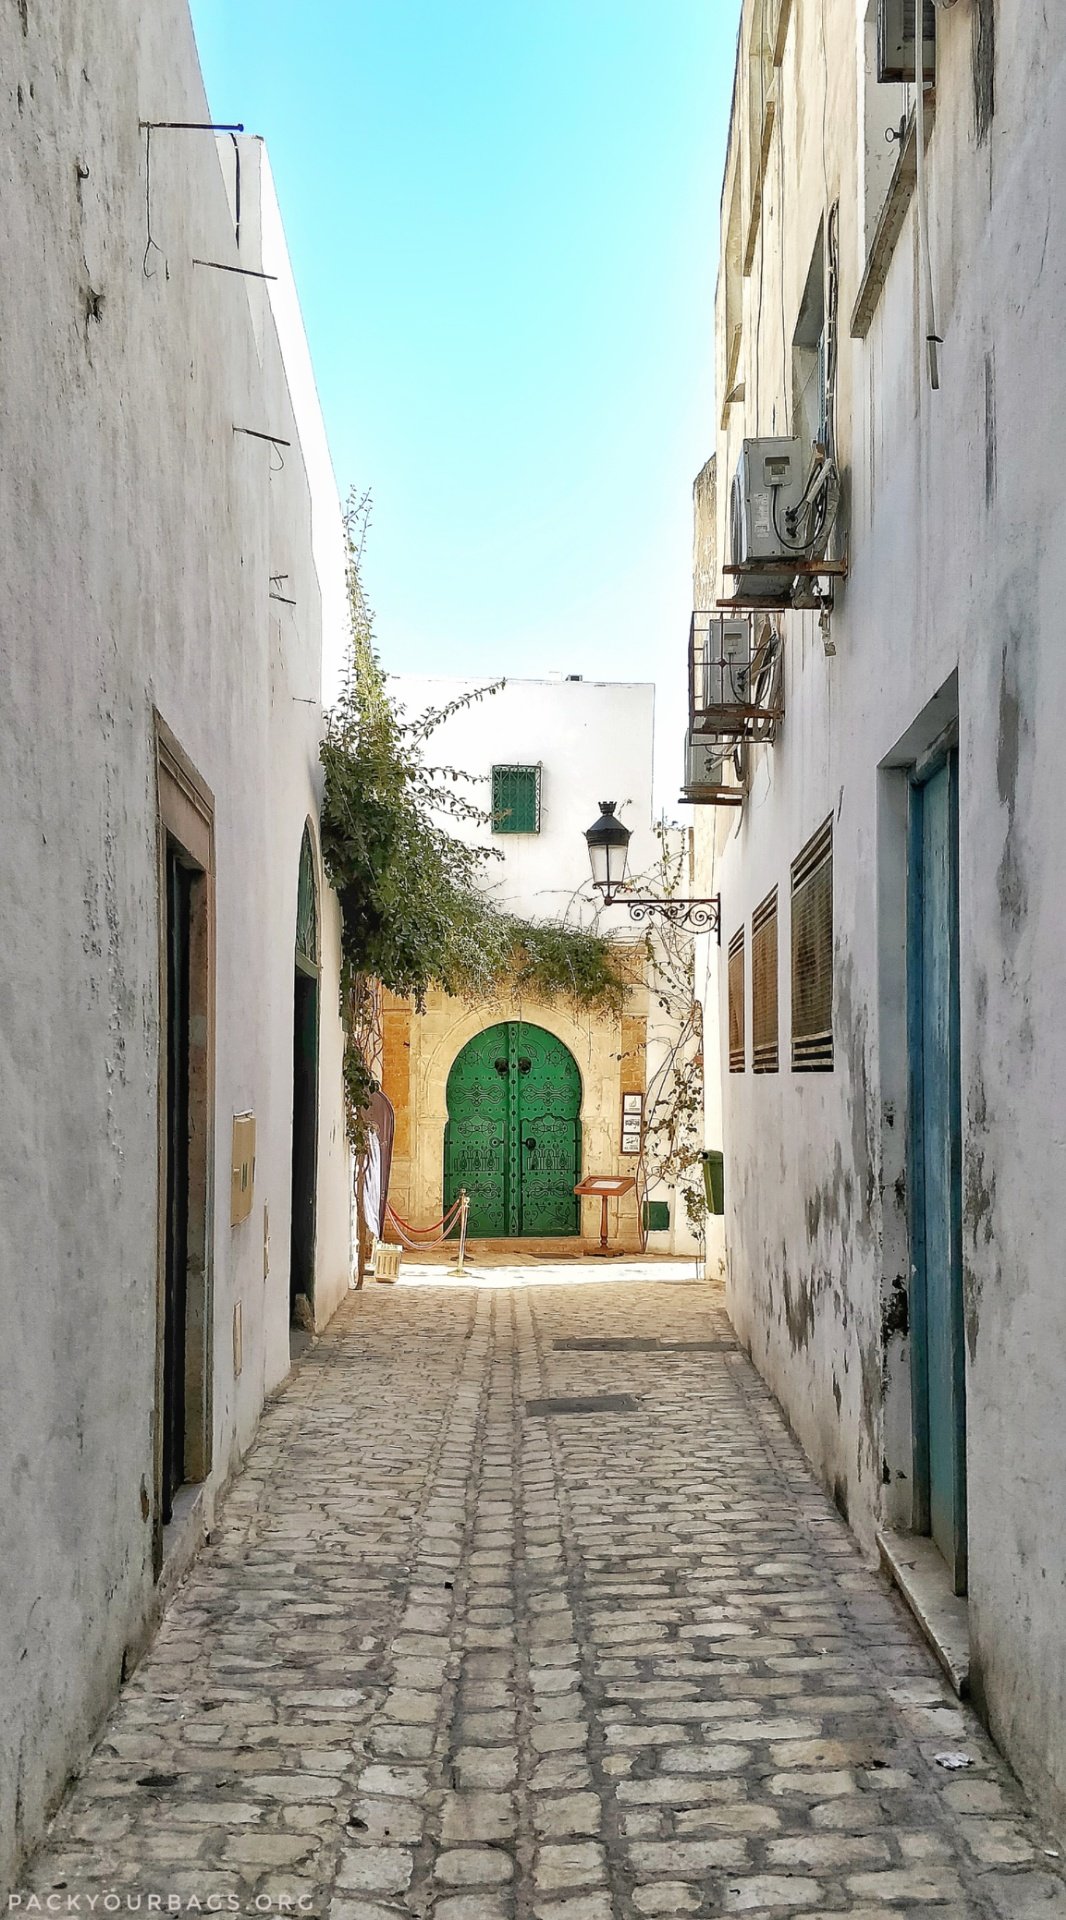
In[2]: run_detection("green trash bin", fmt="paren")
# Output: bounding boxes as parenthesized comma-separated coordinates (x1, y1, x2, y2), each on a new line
(702, 1149, 725, 1216)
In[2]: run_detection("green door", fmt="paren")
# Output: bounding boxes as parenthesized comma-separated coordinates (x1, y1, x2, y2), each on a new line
(444, 1022, 581, 1236)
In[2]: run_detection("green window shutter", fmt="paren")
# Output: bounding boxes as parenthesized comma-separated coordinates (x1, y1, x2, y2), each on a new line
(643, 1200, 670, 1232)
(492, 765, 541, 834)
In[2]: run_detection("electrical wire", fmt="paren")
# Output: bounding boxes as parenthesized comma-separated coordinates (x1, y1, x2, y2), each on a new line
(770, 481, 828, 555)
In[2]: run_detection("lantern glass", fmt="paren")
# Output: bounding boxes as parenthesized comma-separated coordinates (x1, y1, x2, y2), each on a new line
(585, 801, 632, 899)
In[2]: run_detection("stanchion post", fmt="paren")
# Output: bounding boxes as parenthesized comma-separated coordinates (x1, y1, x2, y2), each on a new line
(450, 1189, 470, 1277)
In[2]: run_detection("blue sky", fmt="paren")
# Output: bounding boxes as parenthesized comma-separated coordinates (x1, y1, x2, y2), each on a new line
(190, 1, 738, 807)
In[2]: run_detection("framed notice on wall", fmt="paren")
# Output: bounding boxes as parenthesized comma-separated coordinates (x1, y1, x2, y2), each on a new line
(620, 1091, 643, 1156)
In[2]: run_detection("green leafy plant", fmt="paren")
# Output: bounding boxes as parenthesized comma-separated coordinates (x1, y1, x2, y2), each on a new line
(321, 492, 630, 1140)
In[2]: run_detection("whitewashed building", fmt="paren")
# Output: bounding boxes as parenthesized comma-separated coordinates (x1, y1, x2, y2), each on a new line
(383, 675, 710, 1259)
(690, 0, 1066, 1830)
(0, 0, 351, 1886)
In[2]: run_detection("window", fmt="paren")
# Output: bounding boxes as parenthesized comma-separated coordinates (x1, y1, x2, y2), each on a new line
(728, 928, 746, 1073)
(752, 887, 779, 1073)
(791, 817, 834, 1071)
(295, 822, 319, 971)
(792, 226, 826, 455)
(853, 0, 937, 336)
(744, 0, 777, 274)
(491, 764, 541, 835)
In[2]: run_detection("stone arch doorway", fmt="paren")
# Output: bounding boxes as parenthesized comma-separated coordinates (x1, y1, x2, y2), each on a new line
(444, 1022, 581, 1236)
(290, 823, 319, 1325)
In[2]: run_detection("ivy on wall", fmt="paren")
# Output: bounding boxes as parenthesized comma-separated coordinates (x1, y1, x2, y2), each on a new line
(320, 494, 630, 1138)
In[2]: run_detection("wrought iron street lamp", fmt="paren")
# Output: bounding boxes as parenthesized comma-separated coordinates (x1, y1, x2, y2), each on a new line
(583, 801, 721, 937)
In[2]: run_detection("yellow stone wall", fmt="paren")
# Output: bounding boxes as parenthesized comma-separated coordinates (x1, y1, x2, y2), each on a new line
(380, 983, 648, 1250)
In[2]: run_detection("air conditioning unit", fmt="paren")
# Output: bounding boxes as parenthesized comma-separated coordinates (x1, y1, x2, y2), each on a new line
(877, 0, 936, 84)
(684, 731, 731, 792)
(698, 617, 751, 711)
(730, 438, 806, 596)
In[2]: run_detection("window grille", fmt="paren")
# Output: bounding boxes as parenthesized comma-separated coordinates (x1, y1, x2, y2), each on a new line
(491, 764, 541, 834)
(791, 817, 834, 1071)
(295, 823, 319, 969)
(728, 928, 746, 1073)
(752, 887, 779, 1073)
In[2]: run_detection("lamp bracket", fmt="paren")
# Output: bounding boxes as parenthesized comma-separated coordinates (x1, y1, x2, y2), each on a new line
(600, 892, 721, 939)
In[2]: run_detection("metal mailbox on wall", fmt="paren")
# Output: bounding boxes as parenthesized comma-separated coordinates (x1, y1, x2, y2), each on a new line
(231, 1112, 256, 1226)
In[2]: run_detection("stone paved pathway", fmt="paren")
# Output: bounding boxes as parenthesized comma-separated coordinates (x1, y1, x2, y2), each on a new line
(20, 1268, 1066, 1919)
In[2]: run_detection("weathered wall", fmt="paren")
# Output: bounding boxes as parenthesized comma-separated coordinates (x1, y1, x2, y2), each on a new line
(0, 6, 349, 1886)
(697, 0, 1066, 1827)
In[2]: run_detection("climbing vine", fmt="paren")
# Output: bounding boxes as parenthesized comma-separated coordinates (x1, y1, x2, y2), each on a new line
(625, 827, 708, 1253)
(321, 492, 630, 1139)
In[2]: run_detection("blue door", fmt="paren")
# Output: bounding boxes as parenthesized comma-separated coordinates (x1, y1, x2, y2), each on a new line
(908, 751, 967, 1592)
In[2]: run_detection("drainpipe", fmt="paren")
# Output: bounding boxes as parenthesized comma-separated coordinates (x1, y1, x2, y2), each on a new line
(914, 46, 940, 390)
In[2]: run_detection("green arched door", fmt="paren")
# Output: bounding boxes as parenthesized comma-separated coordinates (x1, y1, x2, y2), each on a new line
(444, 1022, 581, 1236)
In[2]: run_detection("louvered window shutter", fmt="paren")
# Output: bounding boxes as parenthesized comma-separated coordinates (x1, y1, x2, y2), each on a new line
(791, 817, 834, 1071)
(752, 888, 779, 1073)
(491, 765, 541, 834)
(728, 928, 746, 1073)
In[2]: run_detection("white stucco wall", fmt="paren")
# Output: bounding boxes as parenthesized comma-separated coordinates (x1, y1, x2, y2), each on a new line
(698, 0, 1066, 1829)
(388, 674, 661, 927)
(0, 4, 349, 1886)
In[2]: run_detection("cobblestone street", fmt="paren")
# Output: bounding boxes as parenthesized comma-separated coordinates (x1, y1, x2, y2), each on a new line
(23, 1268, 1066, 1920)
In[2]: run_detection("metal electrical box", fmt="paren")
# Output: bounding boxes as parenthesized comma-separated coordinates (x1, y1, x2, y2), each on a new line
(231, 1112, 256, 1226)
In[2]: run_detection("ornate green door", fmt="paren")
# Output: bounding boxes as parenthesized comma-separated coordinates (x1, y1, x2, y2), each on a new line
(444, 1023, 581, 1236)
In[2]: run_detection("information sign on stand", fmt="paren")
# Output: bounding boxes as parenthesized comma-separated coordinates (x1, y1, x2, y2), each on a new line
(574, 1174, 637, 1257)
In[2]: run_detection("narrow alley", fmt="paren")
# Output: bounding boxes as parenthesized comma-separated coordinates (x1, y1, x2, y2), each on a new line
(21, 1269, 1066, 1920)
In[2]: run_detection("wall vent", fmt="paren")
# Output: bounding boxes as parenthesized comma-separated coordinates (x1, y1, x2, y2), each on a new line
(752, 887, 779, 1073)
(791, 817, 834, 1072)
(728, 927, 746, 1073)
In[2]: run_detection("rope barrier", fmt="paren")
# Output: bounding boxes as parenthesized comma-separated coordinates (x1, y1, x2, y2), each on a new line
(386, 1197, 463, 1237)
(384, 1194, 464, 1250)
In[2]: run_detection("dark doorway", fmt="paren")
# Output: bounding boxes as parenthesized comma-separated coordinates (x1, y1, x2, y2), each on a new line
(162, 846, 192, 1523)
(290, 826, 320, 1326)
(290, 967, 319, 1319)
(154, 719, 214, 1571)
(908, 747, 967, 1592)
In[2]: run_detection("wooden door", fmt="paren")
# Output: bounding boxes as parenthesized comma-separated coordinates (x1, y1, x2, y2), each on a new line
(908, 751, 967, 1591)
(290, 827, 319, 1322)
(444, 1024, 510, 1235)
(162, 849, 192, 1523)
(517, 1026, 581, 1234)
(444, 1023, 580, 1236)
(290, 967, 319, 1316)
